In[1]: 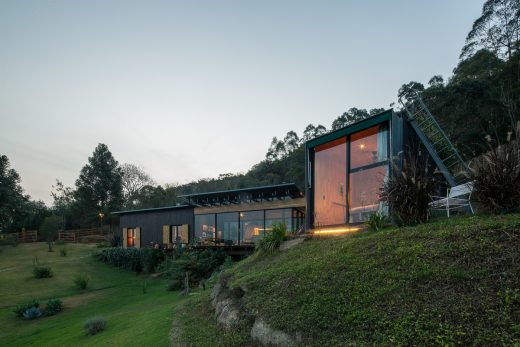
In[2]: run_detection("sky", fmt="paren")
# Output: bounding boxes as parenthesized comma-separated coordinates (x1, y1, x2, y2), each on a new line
(0, 0, 484, 205)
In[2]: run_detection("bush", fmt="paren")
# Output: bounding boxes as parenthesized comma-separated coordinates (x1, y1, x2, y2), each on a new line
(73, 274, 90, 289)
(381, 151, 436, 225)
(367, 212, 390, 231)
(59, 248, 67, 257)
(39, 215, 61, 242)
(158, 249, 228, 291)
(13, 299, 39, 317)
(33, 266, 53, 278)
(467, 122, 520, 214)
(84, 316, 107, 336)
(43, 298, 63, 316)
(255, 223, 287, 255)
(109, 233, 121, 247)
(95, 247, 164, 274)
(22, 306, 42, 320)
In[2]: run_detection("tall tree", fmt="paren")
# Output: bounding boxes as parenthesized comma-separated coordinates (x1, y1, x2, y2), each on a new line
(461, 0, 520, 60)
(0, 155, 28, 233)
(121, 163, 155, 207)
(75, 144, 123, 225)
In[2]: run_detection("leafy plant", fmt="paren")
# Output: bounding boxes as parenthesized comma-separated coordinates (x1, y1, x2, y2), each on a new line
(381, 150, 436, 225)
(22, 306, 42, 320)
(466, 122, 520, 214)
(73, 274, 90, 289)
(13, 299, 39, 317)
(109, 233, 121, 247)
(255, 223, 287, 255)
(43, 298, 63, 316)
(59, 247, 67, 257)
(33, 266, 53, 278)
(95, 247, 164, 274)
(366, 212, 390, 231)
(84, 316, 107, 336)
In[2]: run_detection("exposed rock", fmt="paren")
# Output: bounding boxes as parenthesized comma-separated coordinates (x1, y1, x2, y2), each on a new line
(250, 319, 298, 347)
(211, 276, 250, 330)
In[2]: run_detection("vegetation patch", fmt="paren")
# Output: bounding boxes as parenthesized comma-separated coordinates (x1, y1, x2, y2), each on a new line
(224, 214, 520, 346)
(84, 316, 107, 336)
(95, 247, 164, 274)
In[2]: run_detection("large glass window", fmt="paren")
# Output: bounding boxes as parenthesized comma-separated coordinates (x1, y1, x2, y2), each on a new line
(349, 165, 388, 223)
(194, 214, 215, 244)
(265, 209, 293, 231)
(310, 123, 390, 227)
(313, 137, 347, 227)
(240, 211, 264, 244)
(217, 212, 239, 245)
(350, 124, 388, 169)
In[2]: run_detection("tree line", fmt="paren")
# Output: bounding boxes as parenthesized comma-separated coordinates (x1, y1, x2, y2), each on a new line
(1, 0, 518, 232)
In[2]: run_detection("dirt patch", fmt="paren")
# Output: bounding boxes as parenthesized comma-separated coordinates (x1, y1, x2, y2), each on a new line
(62, 291, 104, 308)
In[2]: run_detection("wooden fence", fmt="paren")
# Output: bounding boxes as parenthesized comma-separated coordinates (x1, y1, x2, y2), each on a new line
(58, 227, 108, 243)
(0, 230, 38, 243)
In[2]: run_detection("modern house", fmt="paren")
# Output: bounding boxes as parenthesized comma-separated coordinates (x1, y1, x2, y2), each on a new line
(115, 93, 467, 246)
(305, 96, 468, 230)
(114, 183, 305, 249)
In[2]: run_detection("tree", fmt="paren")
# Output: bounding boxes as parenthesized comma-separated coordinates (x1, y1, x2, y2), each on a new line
(301, 124, 327, 142)
(461, 0, 520, 60)
(75, 144, 123, 226)
(51, 180, 75, 230)
(39, 215, 61, 251)
(121, 164, 155, 207)
(0, 155, 29, 233)
(331, 108, 385, 130)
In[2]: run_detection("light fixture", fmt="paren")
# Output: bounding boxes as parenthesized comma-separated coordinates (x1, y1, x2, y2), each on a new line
(313, 227, 360, 235)
(359, 144, 365, 149)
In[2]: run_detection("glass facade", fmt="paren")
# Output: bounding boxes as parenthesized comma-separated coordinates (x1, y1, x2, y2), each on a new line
(313, 138, 347, 227)
(194, 214, 215, 243)
(193, 208, 304, 245)
(217, 212, 239, 245)
(311, 123, 389, 227)
(240, 211, 264, 244)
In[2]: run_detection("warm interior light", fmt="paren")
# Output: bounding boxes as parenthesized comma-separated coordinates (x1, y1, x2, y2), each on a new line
(253, 227, 260, 236)
(359, 143, 365, 149)
(313, 227, 360, 235)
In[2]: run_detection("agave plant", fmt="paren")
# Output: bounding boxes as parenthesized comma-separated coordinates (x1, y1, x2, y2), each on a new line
(22, 306, 42, 320)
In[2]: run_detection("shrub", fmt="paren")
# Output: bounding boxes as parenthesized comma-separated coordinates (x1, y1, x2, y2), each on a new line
(73, 274, 90, 289)
(95, 247, 164, 274)
(367, 212, 390, 231)
(59, 248, 67, 257)
(255, 223, 287, 255)
(22, 306, 42, 320)
(39, 215, 61, 243)
(109, 233, 121, 247)
(466, 122, 520, 214)
(84, 316, 107, 336)
(33, 266, 53, 278)
(158, 249, 228, 291)
(381, 151, 436, 225)
(43, 298, 63, 316)
(13, 299, 39, 317)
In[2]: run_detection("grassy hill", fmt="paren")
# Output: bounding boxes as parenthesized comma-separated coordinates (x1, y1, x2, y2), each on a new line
(174, 213, 520, 346)
(0, 243, 181, 346)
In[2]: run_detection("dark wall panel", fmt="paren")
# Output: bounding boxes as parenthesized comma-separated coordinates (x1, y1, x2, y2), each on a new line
(119, 207, 195, 246)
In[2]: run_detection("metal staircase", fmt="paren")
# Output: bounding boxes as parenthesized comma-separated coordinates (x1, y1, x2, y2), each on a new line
(398, 89, 469, 187)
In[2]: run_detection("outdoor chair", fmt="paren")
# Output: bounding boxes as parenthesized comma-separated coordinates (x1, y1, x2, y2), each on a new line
(429, 182, 474, 217)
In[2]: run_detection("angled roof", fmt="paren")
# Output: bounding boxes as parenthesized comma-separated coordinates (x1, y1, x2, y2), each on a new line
(179, 183, 303, 207)
(306, 109, 393, 149)
(112, 204, 193, 215)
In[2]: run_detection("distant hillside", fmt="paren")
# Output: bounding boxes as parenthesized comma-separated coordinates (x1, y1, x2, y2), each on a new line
(172, 213, 520, 346)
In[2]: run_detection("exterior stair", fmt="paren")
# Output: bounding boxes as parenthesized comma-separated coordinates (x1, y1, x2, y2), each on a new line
(399, 89, 469, 187)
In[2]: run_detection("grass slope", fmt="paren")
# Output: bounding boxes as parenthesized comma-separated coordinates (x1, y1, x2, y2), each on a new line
(0, 243, 180, 346)
(230, 214, 520, 346)
(219, 214, 520, 346)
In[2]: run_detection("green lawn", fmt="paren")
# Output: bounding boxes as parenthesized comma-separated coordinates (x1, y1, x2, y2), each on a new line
(0, 243, 181, 346)
(173, 213, 520, 346)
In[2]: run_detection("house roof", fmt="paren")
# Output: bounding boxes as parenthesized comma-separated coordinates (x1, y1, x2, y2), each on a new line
(112, 204, 193, 215)
(178, 183, 302, 207)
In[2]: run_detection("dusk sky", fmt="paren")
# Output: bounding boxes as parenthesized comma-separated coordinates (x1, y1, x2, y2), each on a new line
(0, 0, 483, 204)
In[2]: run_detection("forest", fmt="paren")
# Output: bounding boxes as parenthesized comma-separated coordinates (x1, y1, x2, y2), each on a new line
(0, 0, 519, 232)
